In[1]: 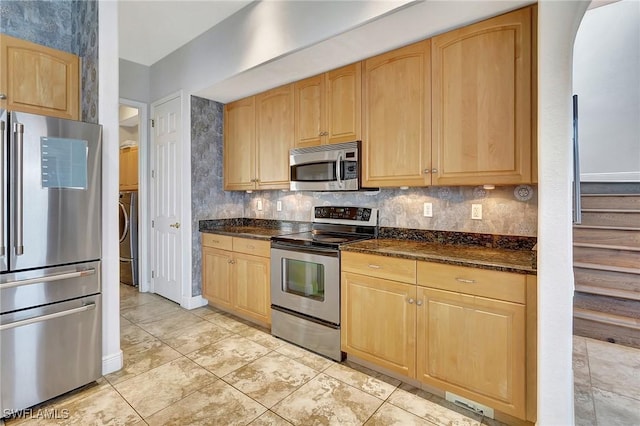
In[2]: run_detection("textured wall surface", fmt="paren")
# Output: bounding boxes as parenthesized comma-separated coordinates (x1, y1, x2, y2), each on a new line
(191, 96, 244, 295)
(75, 0, 99, 123)
(0, 0, 99, 122)
(245, 185, 538, 237)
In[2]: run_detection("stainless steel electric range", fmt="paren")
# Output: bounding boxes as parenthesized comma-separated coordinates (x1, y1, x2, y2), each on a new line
(270, 206, 378, 360)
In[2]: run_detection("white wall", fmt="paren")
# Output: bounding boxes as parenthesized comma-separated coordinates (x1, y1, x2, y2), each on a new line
(538, 1, 589, 423)
(573, 0, 640, 181)
(99, 0, 122, 375)
(120, 59, 151, 103)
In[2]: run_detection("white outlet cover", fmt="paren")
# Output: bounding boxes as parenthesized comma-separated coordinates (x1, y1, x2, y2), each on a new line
(471, 204, 482, 220)
(423, 202, 433, 217)
(276, 201, 282, 211)
(257, 200, 263, 211)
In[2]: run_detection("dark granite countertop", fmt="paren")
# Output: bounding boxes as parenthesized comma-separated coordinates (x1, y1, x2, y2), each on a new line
(198, 219, 537, 274)
(341, 239, 536, 274)
(199, 218, 310, 241)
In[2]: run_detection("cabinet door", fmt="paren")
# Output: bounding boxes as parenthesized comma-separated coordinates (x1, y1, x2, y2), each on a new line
(233, 253, 271, 325)
(432, 7, 532, 185)
(224, 97, 256, 190)
(363, 41, 431, 187)
(202, 247, 233, 309)
(326, 63, 361, 144)
(416, 287, 526, 418)
(255, 85, 293, 189)
(0, 34, 79, 120)
(294, 75, 324, 148)
(341, 272, 416, 377)
(119, 147, 138, 191)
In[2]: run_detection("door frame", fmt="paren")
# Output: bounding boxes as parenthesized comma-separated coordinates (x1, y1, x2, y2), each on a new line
(119, 98, 150, 293)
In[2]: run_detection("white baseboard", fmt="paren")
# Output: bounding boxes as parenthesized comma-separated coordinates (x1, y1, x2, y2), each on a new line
(102, 350, 123, 375)
(581, 171, 640, 182)
(181, 294, 208, 310)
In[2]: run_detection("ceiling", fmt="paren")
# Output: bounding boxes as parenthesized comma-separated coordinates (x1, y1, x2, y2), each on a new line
(118, 0, 253, 66)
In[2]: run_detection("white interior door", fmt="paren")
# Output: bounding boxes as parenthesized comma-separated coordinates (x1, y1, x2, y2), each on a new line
(150, 94, 182, 303)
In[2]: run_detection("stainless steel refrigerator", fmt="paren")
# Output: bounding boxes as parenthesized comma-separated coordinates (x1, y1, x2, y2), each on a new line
(119, 191, 138, 287)
(0, 110, 102, 415)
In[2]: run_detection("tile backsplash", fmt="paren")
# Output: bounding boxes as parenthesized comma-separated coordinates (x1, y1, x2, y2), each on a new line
(245, 185, 537, 237)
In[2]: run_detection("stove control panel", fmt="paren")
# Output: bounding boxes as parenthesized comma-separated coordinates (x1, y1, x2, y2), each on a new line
(314, 206, 373, 222)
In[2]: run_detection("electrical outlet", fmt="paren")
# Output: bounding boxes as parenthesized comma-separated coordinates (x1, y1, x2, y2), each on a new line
(257, 199, 263, 211)
(471, 204, 482, 220)
(423, 202, 433, 217)
(276, 201, 282, 212)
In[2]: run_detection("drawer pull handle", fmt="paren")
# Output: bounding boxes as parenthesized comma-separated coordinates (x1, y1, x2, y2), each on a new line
(247, 245, 255, 249)
(455, 277, 476, 284)
(368, 264, 381, 269)
(212, 240, 219, 244)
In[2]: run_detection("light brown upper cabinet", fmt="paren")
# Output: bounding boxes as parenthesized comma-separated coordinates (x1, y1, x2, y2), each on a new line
(362, 41, 432, 187)
(431, 7, 533, 185)
(224, 85, 293, 191)
(0, 34, 79, 120)
(294, 63, 362, 148)
(224, 96, 256, 190)
(255, 84, 294, 189)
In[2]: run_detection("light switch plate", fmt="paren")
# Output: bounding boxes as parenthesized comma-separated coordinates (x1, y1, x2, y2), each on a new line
(423, 202, 433, 217)
(257, 199, 263, 211)
(471, 204, 482, 220)
(276, 201, 282, 212)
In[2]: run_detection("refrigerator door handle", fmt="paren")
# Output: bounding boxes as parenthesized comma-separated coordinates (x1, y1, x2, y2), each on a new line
(0, 119, 5, 257)
(0, 268, 96, 290)
(0, 302, 96, 331)
(119, 201, 129, 243)
(14, 122, 24, 255)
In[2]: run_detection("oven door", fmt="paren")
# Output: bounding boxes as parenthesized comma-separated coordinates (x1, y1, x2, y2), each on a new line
(270, 247, 340, 324)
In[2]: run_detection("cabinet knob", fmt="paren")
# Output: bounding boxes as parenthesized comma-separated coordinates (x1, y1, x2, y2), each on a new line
(416, 300, 423, 306)
(0, 93, 6, 100)
(407, 298, 415, 304)
(431, 168, 438, 174)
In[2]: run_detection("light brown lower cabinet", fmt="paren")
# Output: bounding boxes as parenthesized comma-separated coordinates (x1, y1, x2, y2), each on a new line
(201, 234, 271, 326)
(341, 251, 535, 422)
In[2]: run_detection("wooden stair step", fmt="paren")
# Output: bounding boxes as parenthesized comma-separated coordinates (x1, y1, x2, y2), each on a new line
(574, 267, 640, 301)
(573, 308, 640, 349)
(573, 226, 640, 248)
(574, 308, 640, 330)
(573, 262, 640, 275)
(580, 194, 640, 210)
(573, 246, 640, 269)
(574, 242, 640, 252)
(574, 292, 640, 316)
(579, 210, 640, 228)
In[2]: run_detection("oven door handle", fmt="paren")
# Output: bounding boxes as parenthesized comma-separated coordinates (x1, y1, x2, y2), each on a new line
(271, 245, 339, 258)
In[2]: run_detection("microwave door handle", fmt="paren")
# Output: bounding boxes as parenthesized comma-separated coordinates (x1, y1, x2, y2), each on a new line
(0, 119, 5, 257)
(336, 153, 343, 188)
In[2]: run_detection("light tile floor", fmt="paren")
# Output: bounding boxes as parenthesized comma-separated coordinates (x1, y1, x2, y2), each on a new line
(573, 335, 640, 425)
(2, 284, 638, 425)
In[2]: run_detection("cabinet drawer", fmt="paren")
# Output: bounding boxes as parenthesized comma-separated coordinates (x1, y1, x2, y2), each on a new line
(342, 252, 416, 284)
(417, 261, 525, 304)
(232, 237, 270, 257)
(201, 233, 233, 250)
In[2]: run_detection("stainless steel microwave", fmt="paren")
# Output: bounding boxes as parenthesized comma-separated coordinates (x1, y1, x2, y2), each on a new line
(289, 141, 361, 191)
